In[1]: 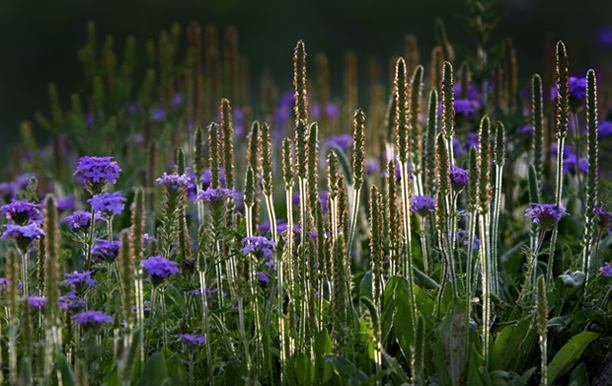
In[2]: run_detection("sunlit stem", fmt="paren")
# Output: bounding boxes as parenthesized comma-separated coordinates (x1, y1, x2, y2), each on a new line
(547, 136, 566, 287)
(245, 203, 263, 374)
(479, 212, 491, 369)
(199, 271, 213, 378)
(491, 163, 504, 295)
(464, 210, 478, 371)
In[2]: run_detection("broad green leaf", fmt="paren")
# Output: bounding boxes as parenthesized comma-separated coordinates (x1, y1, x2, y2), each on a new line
(136, 353, 170, 386)
(491, 317, 532, 371)
(360, 270, 373, 300)
(381, 349, 409, 384)
(394, 297, 414, 364)
(102, 366, 119, 386)
(56, 352, 76, 386)
(548, 332, 598, 384)
(315, 329, 334, 384)
(568, 363, 588, 386)
(296, 354, 316, 385)
(381, 276, 400, 344)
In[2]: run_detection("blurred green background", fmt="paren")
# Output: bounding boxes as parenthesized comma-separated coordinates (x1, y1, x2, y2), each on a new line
(1, 0, 611, 150)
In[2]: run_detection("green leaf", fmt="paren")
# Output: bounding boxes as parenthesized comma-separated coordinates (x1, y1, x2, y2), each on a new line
(102, 366, 119, 386)
(360, 270, 373, 300)
(381, 276, 400, 344)
(559, 271, 585, 287)
(56, 352, 75, 386)
(296, 354, 316, 385)
(491, 318, 531, 370)
(136, 353, 170, 386)
(315, 329, 334, 383)
(381, 349, 409, 384)
(568, 363, 588, 386)
(394, 297, 414, 364)
(548, 332, 598, 384)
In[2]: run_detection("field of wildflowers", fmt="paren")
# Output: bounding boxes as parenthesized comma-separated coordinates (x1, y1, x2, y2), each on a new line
(1, 2, 612, 385)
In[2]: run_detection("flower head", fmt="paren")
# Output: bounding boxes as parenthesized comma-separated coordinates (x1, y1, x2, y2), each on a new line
(141, 255, 180, 286)
(457, 230, 480, 250)
(594, 207, 612, 234)
(156, 173, 193, 191)
(551, 77, 587, 100)
(74, 156, 122, 191)
(1, 223, 45, 252)
(151, 108, 166, 122)
(525, 203, 568, 230)
(258, 271, 270, 283)
(449, 165, 469, 190)
(240, 236, 277, 259)
(91, 239, 121, 262)
(454, 99, 476, 116)
(177, 334, 207, 349)
(63, 210, 103, 232)
(410, 195, 436, 217)
(88, 192, 127, 216)
(601, 262, 612, 277)
(1, 199, 42, 225)
(325, 134, 353, 153)
(56, 195, 77, 211)
(71, 310, 113, 329)
(195, 188, 239, 203)
(25, 296, 47, 308)
(59, 292, 88, 311)
(598, 121, 612, 138)
(61, 271, 97, 289)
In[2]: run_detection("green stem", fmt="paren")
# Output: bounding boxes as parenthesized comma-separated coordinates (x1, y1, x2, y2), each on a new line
(85, 207, 96, 271)
(464, 210, 478, 371)
(547, 136, 566, 287)
(479, 213, 491, 369)
(198, 271, 213, 379)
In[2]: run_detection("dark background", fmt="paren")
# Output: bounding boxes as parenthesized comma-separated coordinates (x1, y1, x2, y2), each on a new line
(1, 0, 611, 151)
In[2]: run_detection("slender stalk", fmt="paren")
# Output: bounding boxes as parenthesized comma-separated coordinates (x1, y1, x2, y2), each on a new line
(20, 250, 29, 297)
(85, 206, 97, 271)
(479, 212, 491, 369)
(245, 203, 263, 374)
(198, 271, 213, 378)
(547, 136, 565, 287)
(464, 210, 478, 371)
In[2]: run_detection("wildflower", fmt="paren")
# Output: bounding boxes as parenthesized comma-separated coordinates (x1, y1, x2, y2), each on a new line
(61, 271, 97, 289)
(56, 195, 77, 211)
(177, 334, 207, 349)
(598, 121, 612, 138)
(63, 210, 103, 232)
(59, 292, 88, 310)
(457, 229, 480, 250)
(156, 173, 193, 191)
(595, 26, 612, 46)
(74, 156, 121, 185)
(151, 108, 166, 122)
(594, 207, 612, 234)
(25, 296, 47, 308)
(71, 310, 113, 329)
(141, 255, 180, 286)
(1, 223, 45, 252)
(172, 93, 183, 110)
(551, 77, 587, 100)
(410, 195, 436, 217)
(241, 236, 277, 259)
(525, 203, 568, 230)
(365, 159, 379, 175)
(128, 102, 143, 115)
(325, 134, 353, 153)
(91, 239, 121, 262)
(0, 278, 8, 294)
(519, 125, 534, 138)
(454, 99, 475, 116)
(202, 167, 226, 189)
(195, 188, 239, 203)
(449, 165, 469, 190)
(258, 219, 287, 236)
(1, 199, 42, 225)
(87, 192, 126, 217)
(258, 271, 270, 283)
(601, 262, 612, 277)
(0, 182, 16, 202)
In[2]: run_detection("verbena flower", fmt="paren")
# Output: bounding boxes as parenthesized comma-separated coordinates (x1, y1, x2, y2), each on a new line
(151, 108, 166, 122)
(325, 134, 353, 153)
(202, 167, 226, 189)
(551, 76, 587, 100)
(0, 182, 16, 202)
(73, 156, 122, 189)
(61, 271, 97, 288)
(410, 195, 436, 217)
(195, 188, 239, 203)
(91, 239, 121, 262)
(177, 334, 207, 349)
(258, 271, 270, 283)
(1, 199, 42, 225)
(594, 207, 612, 234)
(141, 255, 180, 286)
(59, 292, 88, 311)
(56, 195, 77, 211)
(172, 93, 183, 110)
(156, 173, 193, 191)
(0, 277, 8, 294)
(1, 223, 45, 251)
(454, 99, 475, 116)
(63, 210, 103, 232)
(525, 203, 568, 230)
(601, 262, 612, 277)
(598, 121, 612, 138)
(457, 229, 480, 250)
(449, 165, 469, 190)
(240, 236, 277, 259)
(71, 310, 113, 329)
(88, 192, 127, 216)
(365, 159, 379, 175)
(25, 296, 47, 308)
(258, 219, 287, 236)
(595, 26, 612, 46)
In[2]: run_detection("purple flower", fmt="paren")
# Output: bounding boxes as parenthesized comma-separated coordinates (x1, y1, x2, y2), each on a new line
(551, 77, 587, 100)
(141, 255, 180, 284)
(63, 210, 103, 232)
(128, 102, 143, 115)
(74, 156, 122, 186)
(325, 134, 353, 153)
(258, 271, 270, 283)
(525, 203, 568, 230)
(177, 334, 206, 349)
(258, 219, 287, 236)
(595, 26, 612, 46)
(0, 278, 8, 294)
(71, 310, 113, 329)
(172, 93, 183, 110)
(562, 151, 588, 174)
(598, 121, 612, 137)
(1, 199, 42, 225)
(151, 108, 166, 122)
(0, 182, 16, 202)
(365, 159, 379, 175)
(601, 262, 612, 277)
(241, 236, 277, 259)
(59, 292, 88, 310)
(195, 188, 239, 203)
(457, 230, 480, 250)
(61, 271, 97, 288)
(91, 239, 121, 261)
(56, 195, 77, 211)
(454, 99, 476, 116)
(88, 192, 127, 216)
(2, 223, 45, 251)
(595, 207, 612, 234)
(265, 259, 276, 270)
(202, 167, 227, 189)
(25, 296, 47, 308)
(449, 165, 469, 189)
(156, 173, 193, 191)
(410, 195, 436, 217)
(14, 173, 36, 189)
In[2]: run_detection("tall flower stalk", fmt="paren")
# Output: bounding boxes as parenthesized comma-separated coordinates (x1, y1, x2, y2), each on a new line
(347, 109, 365, 263)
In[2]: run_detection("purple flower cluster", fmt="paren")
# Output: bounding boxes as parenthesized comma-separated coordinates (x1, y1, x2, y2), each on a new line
(525, 203, 568, 230)
(595, 207, 612, 234)
(449, 165, 469, 189)
(598, 121, 612, 138)
(202, 167, 227, 190)
(311, 101, 339, 121)
(410, 195, 436, 217)
(61, 271, 97, 288)
(56, 195, 77, 211)
(71, 310, 113, 329)
(601, 262, 612, 277)
(25, 296, 47, 308)
(457, 230, 480, 250)
(241, 236, 277, 259)
(551, 77, 587, 100)
(157, 173, 193, 191)
(63, 210, 103, 232)
(195, 188, 239, 203)
(1, 223, 46, 252)
(1, 199, 42, 225)
(91, 239, 121, 261)
(325, 134, 354, 153)
(177, 334, 207, 349)
(74, 156, 122, 185)
(88, 192, 126, 216)
(141, 255, 180, 284)
(59, 292, 88, 310)
(454, 99, 476, 116)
